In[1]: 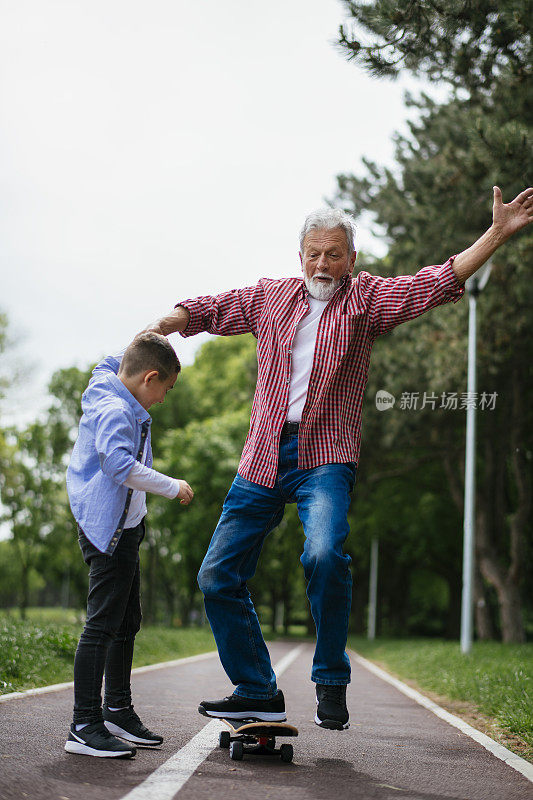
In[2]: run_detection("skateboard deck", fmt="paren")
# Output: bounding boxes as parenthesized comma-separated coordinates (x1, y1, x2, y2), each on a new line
(219, 719, 298, 762)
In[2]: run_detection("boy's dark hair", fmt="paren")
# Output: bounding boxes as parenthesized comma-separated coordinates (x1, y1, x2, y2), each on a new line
(120, 333, 181, 380)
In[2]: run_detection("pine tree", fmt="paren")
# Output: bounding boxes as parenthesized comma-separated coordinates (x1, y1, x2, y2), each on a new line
(334, 2, 532, 641)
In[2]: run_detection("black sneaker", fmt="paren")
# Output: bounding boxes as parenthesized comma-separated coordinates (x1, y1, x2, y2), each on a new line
(65, 722, 137, 758)
(315, 684, 350, 730)
(103, 705, 163, 746)
(198, 689, 286, 721)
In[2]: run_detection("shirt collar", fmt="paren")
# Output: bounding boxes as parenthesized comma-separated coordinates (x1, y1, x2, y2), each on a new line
(105, 373, 152, 424)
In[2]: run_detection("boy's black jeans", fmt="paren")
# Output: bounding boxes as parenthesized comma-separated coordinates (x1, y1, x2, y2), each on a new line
(73, 521, 145, 725)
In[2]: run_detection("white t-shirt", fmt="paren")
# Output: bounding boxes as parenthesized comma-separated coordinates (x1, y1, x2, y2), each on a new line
(286, 296, 328, 422)
(124, 439, 180, 527)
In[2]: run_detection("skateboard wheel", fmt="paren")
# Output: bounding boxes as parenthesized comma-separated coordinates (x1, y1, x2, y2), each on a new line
(230, 741, 243, 761)
(280, 743, 293, 763)
(219, 731, 231, 749)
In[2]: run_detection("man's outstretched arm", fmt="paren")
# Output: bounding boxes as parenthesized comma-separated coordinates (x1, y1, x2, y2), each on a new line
(452, 186, 533, 284)
(146, 282, 266, 338)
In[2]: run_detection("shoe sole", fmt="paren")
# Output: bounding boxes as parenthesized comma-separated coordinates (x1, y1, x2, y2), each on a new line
(104, 721, 163, 745)
(314, 712, 350, 730)
(198, 706, 287, 722)
(64, 740, 135, 758)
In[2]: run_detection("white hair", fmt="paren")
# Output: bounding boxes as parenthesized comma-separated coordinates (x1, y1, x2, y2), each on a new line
(299, 208, 356, 255)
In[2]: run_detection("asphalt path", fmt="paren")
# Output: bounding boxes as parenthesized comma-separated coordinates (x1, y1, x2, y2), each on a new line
(1, 641, 532, 800)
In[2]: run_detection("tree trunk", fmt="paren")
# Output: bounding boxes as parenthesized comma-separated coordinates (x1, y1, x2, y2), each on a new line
(446, 369, 528, 643)
(499, 579, 526, 643)
(283, 597, 292, 635)
(476, 369, 528, 643)
(477, 490, 526, 643)
(270, 589, 279, 634)
(473, 568, 494, 640)
(444, 572, 461, 639)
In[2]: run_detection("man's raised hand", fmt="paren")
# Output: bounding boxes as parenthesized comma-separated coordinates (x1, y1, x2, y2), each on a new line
(492, 186, 533, 241)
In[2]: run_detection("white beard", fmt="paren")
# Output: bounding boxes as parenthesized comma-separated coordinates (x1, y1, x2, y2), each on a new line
(304, 273, 341, 301)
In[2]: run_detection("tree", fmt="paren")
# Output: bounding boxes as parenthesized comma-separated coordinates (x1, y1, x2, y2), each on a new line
(337, 0, 531, 97)
(0, 363, 92, 615)
(334, 1, 532, 641)
(0, 424, 63, 616)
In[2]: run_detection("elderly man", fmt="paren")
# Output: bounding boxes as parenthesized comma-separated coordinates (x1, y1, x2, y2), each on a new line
(150, 186, 532, 729)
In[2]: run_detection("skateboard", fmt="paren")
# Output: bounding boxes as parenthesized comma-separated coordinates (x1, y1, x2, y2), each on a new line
(218, 719, 298, 762)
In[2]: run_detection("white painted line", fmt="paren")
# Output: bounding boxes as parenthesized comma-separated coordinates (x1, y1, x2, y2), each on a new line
(351, 650, 533, 784)
(0, 650, 218, 703)
(120, 643, 306, 800)
(268, 642, 305, 677)
(120, 718, 226, 800)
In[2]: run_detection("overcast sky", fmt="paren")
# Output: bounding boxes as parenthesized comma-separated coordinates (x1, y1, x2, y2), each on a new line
(1, 0, 438, 422)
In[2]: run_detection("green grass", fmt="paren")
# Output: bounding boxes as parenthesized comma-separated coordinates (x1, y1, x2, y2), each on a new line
(349, 636, 533, 761)
(0, 608, 215, 695)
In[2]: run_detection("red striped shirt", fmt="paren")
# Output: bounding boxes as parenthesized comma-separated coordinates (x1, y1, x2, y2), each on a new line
(178, 257, 464, 487)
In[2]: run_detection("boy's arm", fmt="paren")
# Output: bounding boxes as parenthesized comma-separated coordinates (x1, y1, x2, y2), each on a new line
(93, 403, 194, 503)
(147, 282, 266, 339)
(123, 462, 194, 505)
(89, 351, 125, 382)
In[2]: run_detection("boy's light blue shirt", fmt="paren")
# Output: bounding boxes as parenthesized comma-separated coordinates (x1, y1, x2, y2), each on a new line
(66, 354, 153, 554)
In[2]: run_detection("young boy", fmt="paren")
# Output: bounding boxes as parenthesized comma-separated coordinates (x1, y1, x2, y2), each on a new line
(65, 332, 193, 758)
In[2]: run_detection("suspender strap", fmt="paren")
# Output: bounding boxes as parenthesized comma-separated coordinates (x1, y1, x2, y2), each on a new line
(105, 420, 150, 554)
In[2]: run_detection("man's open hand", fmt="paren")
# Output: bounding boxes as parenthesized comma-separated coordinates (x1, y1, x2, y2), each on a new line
(492, 186, 533, 241)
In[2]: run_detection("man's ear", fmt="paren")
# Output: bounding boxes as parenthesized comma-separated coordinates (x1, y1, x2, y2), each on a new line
(143, 370, 159, 385)
(348, 250, 357, 273)
(299, 251, 303, 271)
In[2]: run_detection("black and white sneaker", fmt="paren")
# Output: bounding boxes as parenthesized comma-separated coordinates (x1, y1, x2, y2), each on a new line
(315, 684, 350, 730)
(65, 722, 137, 758)
(103, 705, 163, 746)
(198, 689, 286, 721)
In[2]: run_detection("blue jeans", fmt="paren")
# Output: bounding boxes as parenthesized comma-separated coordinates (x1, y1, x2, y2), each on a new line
(197, 433, 356, 698)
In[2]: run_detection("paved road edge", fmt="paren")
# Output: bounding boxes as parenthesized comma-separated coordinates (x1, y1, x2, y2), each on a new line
(0, 650, 218, 703)
(351, 649, 533, 784)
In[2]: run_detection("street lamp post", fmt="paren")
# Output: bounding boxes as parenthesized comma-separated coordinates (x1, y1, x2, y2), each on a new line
(460, 261, 492, 654)
(367, 537, 378, 640)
